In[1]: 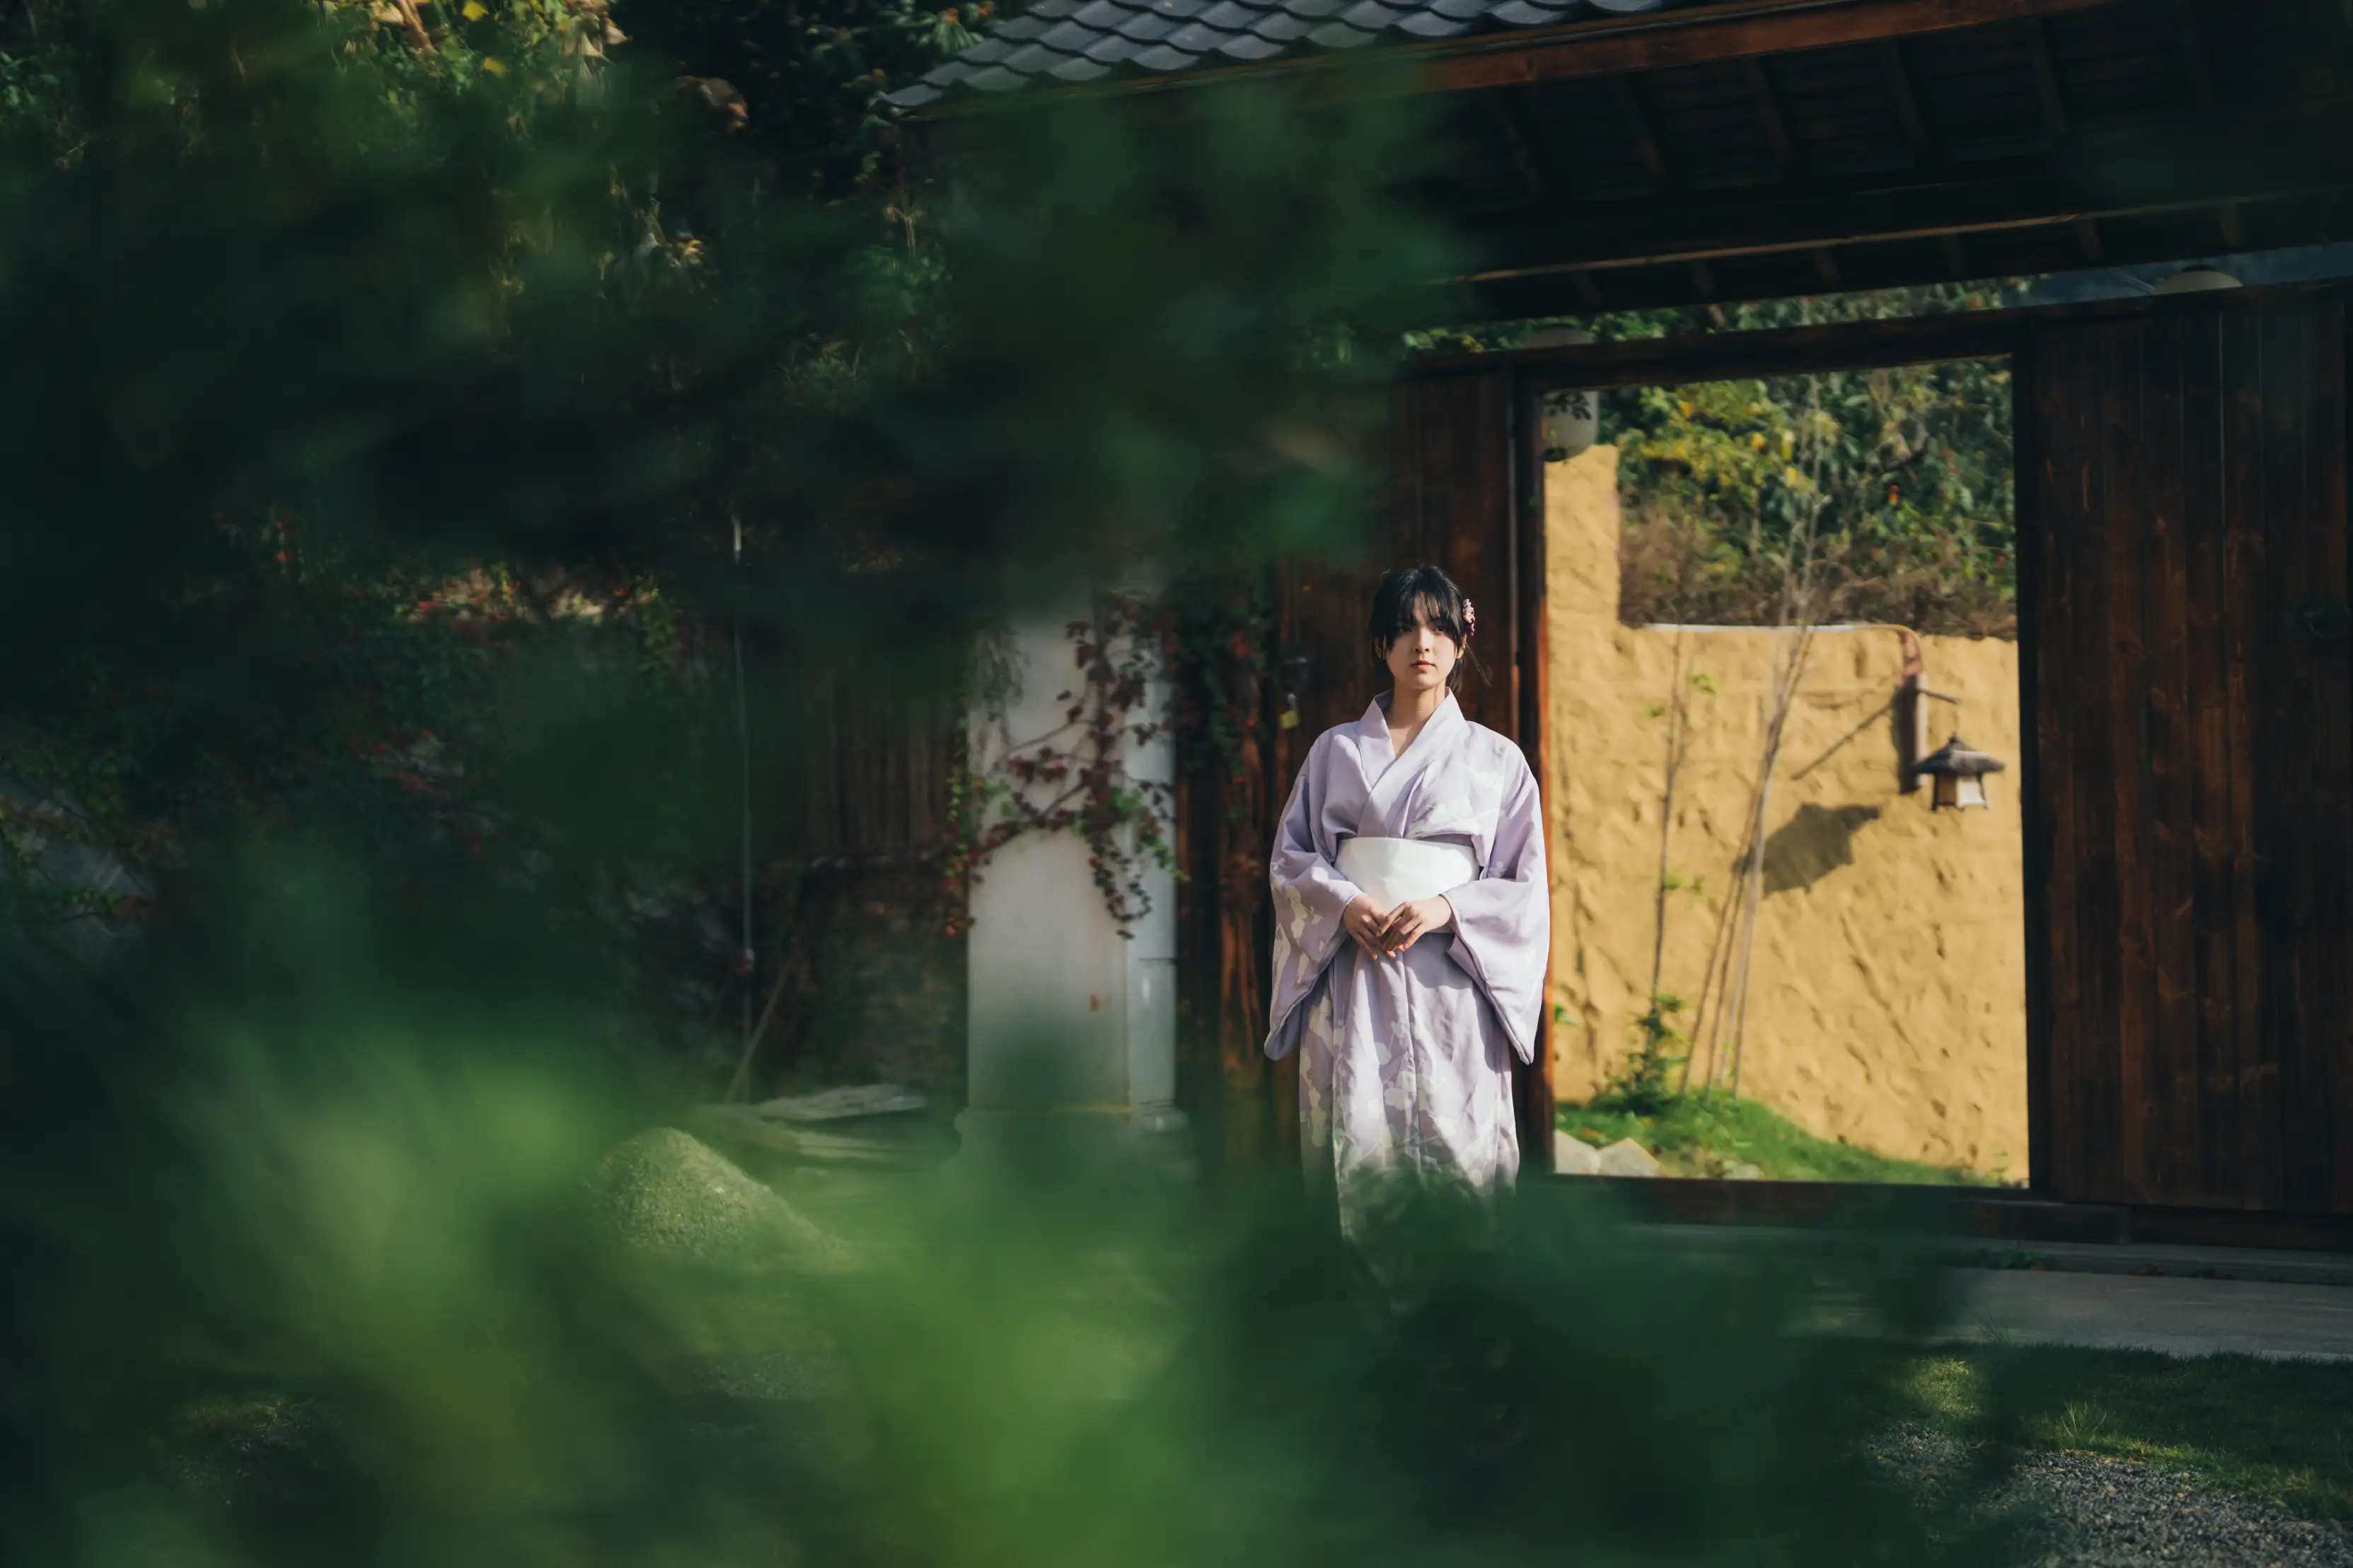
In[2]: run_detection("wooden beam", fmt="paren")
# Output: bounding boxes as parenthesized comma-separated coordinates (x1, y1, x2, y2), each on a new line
(1411, 282, 2339, 388)
(1740, 57, 1800, 173)
(2176, 0, 2216, 114)
(2021, 17, 2070, 140)
(2074, 214, 2104, 262)
(1876, 39, 1934, 167)
(1420, 301, 2026, 385)
(1613, 74, 1674, 189)
(1444, 219, 2316, 320)
(1422, 0, 2124, 96)
(1687, 257, 1719, 298)
(1811, 245, 1844, 286)
(1457, 110, 2353, 281)
(1941, 231, 1972, 275)
(1483, 86, 1561, 205)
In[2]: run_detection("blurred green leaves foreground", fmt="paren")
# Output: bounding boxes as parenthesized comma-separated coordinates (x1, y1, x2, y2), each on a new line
(0, 0, 2041, 1561)
(8, 859, 2035, 1568)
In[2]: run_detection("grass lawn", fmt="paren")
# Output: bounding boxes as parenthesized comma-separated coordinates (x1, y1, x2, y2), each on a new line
(1902, 1348, 2353, 1518)
(1556, 1090, 2004, 1185)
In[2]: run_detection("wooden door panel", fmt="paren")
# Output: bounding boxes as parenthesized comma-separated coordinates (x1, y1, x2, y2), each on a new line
(2023, 296, 2353, 1211)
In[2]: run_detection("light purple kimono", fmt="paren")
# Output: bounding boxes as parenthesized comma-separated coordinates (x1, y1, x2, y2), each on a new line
(1266, 692, 1549, 1216)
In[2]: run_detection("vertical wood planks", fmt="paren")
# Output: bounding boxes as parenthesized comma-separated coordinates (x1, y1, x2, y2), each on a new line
(2280, 301, 2351, 1212)
(2317, 306, 2353, 1214)
(2219, 302, 2280, 1209)
(2032, 319, 2094, 1201)
(2100, 319, 2151, 1204)
(2181, 308, 2242, 1207)
(2139, 313, 2201, 1206)
(1412, 371, 1520, 740)
(1513, 369, 1556, 1168)
(2015, 328, 2056, 1195)
(2026, 290, 2352, 1214)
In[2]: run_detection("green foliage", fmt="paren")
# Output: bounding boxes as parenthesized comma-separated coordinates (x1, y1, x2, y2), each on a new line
(1907, 1349, 2353, 1518)
(1608, 356, 2016, 634)
(1435, 285, 2023, 634)
(1561, 1089, 2002, 1185)
(0, 0, 1447, 982)
(1596, 990, 1688, 1116)
(2, 858, 2028, 1565)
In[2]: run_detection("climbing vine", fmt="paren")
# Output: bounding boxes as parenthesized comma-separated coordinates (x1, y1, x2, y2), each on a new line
(944, 593, 1179, 938)
(941, 576, 1285, 938)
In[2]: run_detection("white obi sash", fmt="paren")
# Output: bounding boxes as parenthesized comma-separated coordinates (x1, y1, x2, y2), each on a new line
(1336, 836, 1477, 910)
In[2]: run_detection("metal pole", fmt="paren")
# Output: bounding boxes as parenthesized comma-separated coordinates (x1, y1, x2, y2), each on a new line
(733, 515, 754, 1090)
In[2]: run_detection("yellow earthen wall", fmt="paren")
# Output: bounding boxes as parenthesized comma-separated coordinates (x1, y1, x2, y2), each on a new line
(1544, 446, 2030, 1176)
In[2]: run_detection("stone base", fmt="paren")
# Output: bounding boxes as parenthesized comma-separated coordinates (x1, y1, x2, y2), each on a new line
(946, 1103, 1196, 1191)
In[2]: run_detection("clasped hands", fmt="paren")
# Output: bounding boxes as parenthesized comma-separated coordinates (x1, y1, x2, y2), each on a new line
(1342, 893, 1454, 961)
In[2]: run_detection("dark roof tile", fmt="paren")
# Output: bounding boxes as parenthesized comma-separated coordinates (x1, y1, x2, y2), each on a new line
(890, 0, 1737, 107)
(1394, 10, 1474, 35)
(952, 34, 1014, 63)
(1197, 0, 1270, 27)
(1112, 9, 1181, 38)
(1083, 31, 1148, 60)
(1166, 19, 1241, 50)
(1002, 40, 1078, 70)
(1213, 29, 1289, 58)
(1487, 0, 1569, 25)
(1131, 41, 1206, 69)
(1337, 0, 1408, 28)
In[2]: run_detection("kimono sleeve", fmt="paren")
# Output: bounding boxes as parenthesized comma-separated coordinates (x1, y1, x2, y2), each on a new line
(1441, 752, 1549, 1065)
(1264, 733, 1365, 1062)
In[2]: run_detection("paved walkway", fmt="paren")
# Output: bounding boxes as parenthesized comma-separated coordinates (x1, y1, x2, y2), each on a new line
(1947, 1269, 2353, 1361)
(1633, 1223, 2353, 1361)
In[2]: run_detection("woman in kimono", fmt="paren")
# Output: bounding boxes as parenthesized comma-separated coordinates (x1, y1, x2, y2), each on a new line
(1266, 564, 1549, 1250)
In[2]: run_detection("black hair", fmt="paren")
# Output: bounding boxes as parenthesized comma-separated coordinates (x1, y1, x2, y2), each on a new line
(1368, 564, 1479, 690)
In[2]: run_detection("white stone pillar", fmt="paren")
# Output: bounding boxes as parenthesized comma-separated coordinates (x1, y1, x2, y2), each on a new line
(954, 608, 1190, 1182)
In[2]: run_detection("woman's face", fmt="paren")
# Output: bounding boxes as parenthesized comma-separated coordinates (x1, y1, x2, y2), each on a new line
(1382, 601, 1459, 696)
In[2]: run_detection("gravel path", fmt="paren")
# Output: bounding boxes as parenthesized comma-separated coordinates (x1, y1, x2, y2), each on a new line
(1880, 1424, 2353, 1567)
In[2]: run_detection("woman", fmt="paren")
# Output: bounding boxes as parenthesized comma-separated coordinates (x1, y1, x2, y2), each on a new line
(1266, 564, 1549, 1245)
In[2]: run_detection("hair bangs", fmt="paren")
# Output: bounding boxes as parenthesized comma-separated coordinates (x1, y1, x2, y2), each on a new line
(1368, 565, 1469, 658)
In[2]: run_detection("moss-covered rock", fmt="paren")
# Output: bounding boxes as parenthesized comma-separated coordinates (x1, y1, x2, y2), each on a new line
(588, 1128, 836, 1269)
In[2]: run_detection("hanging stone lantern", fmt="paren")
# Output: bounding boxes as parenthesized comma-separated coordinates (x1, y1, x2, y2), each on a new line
(1914, 736, 2006, 811)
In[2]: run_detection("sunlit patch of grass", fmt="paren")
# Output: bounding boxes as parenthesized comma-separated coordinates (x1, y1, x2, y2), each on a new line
(1902, 1348, 2353, 1518)
(1558, 1091, 2001, 1185)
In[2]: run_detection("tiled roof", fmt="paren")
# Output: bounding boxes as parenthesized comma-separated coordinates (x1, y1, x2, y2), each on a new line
(888, 0, 1718, 110)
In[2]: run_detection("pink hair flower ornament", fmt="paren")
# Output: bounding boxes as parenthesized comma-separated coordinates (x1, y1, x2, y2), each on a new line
(1462, 597, 1476, 639)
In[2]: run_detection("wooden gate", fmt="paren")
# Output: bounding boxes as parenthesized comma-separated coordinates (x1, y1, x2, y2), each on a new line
(2020, 294, 2353, 1212)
